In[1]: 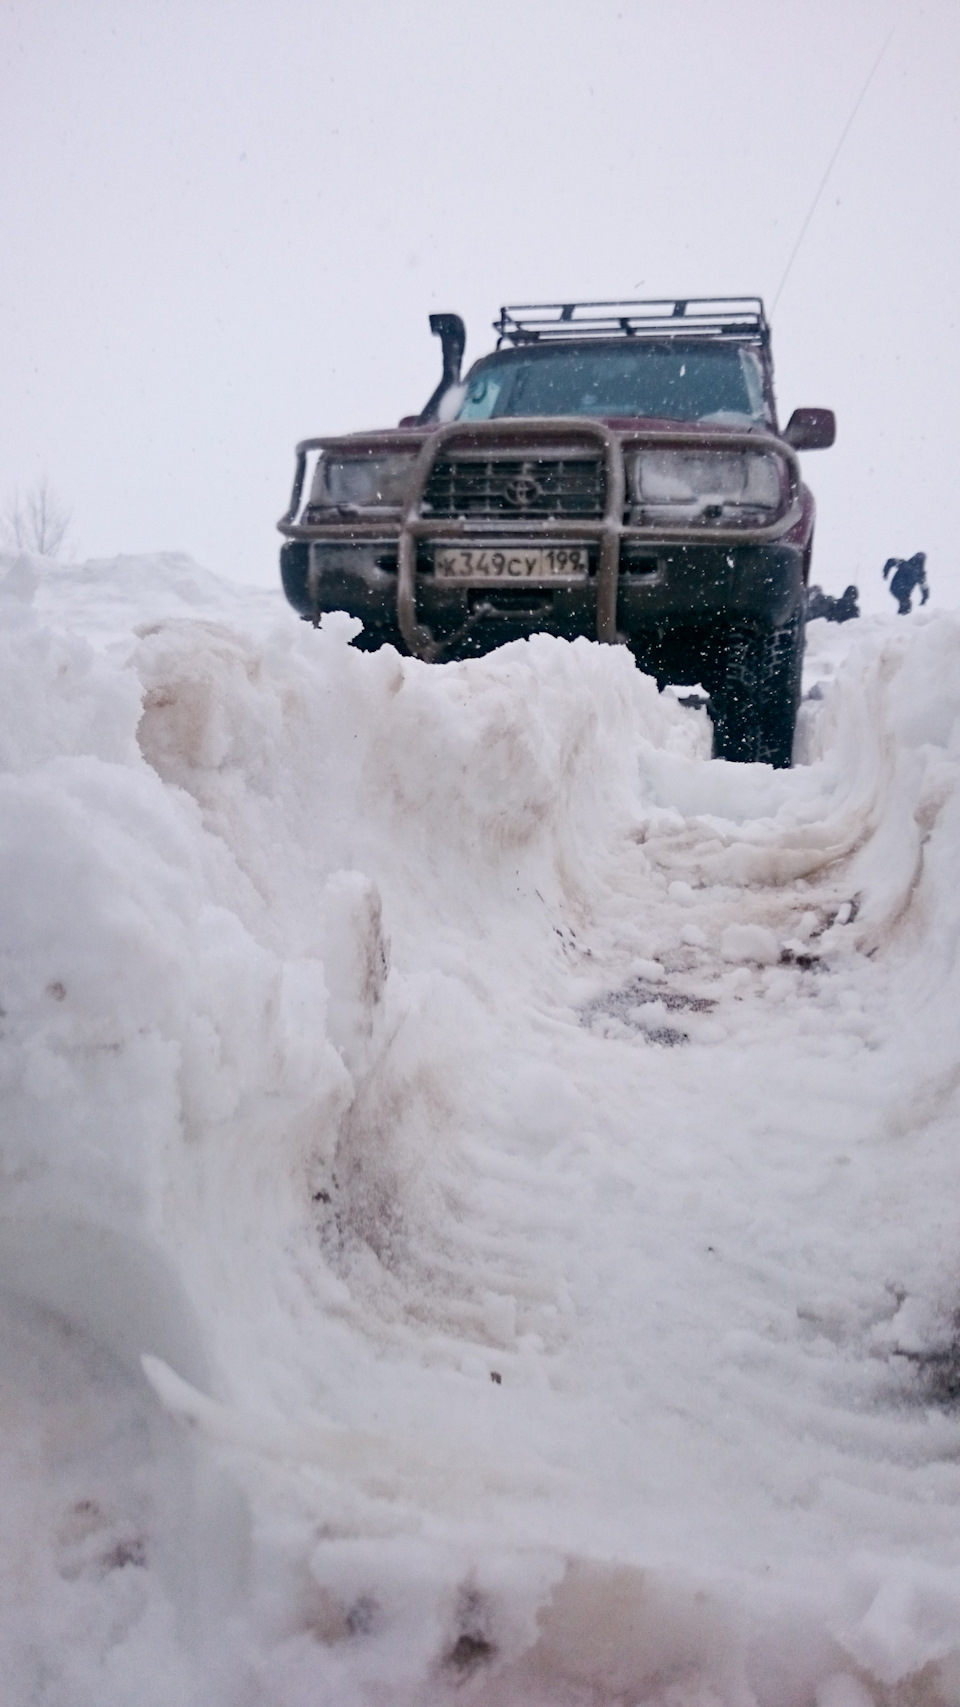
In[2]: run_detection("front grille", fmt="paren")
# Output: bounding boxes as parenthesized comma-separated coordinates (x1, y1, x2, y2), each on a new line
(422, 456, 605, 520)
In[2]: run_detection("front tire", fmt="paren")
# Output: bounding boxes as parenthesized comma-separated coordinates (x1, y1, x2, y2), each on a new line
(711, 611, 805, 768)
(280, 541, 311, 617)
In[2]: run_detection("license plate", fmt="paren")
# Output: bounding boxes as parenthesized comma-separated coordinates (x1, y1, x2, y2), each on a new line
(434, 545, 589, 581)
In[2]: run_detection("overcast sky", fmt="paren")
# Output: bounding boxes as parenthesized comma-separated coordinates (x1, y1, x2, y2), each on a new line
(3, 0, 957, 612)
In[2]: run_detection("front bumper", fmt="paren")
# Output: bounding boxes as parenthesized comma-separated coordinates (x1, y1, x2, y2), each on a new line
(279, 417, 810, 660)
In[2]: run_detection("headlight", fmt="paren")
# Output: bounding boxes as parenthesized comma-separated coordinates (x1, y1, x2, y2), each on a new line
(309, 452, 417, 511)
(629, 448, 785, 524)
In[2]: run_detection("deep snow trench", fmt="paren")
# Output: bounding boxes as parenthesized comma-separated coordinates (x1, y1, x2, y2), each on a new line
(4, 551, 960, 1707)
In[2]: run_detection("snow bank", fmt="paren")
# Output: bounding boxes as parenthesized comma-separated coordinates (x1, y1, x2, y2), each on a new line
(4, 556, 960, 1704)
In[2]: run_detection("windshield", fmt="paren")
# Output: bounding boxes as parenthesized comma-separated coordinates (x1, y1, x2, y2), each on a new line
(455, 342, 769, 426)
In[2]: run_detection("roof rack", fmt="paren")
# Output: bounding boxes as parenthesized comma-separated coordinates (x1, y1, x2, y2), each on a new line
(495, 297, 769, 348)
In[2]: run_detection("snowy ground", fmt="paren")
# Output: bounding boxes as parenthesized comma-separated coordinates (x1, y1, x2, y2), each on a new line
(4, 550, 960, 1706)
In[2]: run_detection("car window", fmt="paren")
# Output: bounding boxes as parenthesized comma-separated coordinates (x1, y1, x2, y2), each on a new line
(457, 373, 505, 420)
(457, 344, 768, 424)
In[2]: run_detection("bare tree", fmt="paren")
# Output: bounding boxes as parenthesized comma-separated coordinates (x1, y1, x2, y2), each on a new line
(2, 476, 72, 558)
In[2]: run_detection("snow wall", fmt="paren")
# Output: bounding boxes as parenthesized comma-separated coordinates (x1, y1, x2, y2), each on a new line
(4, 552, 960, 1706)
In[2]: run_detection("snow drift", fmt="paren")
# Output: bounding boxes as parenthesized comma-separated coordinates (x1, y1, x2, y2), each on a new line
(4, 550, 960, 1706)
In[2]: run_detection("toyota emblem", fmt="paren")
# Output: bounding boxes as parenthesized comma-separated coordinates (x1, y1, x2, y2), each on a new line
(503, 474, 543, 508)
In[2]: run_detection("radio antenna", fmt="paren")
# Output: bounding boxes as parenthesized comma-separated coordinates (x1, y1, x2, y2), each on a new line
(772, 18, 898, 313)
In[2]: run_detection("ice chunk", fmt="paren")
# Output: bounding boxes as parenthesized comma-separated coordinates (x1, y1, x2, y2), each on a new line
(680, 921, 708, 947)
(719, 922, 779, 964)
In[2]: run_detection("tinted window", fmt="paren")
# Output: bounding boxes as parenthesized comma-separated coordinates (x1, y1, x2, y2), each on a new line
(457, 343, 767, 424)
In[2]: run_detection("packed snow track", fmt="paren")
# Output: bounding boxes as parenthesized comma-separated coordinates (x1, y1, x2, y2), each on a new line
(4, 551, 960, 1707)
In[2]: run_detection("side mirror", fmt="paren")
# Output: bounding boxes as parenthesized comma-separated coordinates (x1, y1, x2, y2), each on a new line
(783, 407, 836, 451)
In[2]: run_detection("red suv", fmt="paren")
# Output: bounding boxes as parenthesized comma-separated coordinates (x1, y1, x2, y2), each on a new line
(279, 299, 834, 766)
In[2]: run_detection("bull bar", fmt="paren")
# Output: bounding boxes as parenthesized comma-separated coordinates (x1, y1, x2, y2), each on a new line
(278, 418, 802, 662)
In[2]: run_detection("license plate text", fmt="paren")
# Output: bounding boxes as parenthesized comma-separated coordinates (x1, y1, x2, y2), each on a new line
(434, 546, 589, 581)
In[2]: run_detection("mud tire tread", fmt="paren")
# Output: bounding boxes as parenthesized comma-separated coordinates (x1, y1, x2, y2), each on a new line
(712, 611, 805, 768)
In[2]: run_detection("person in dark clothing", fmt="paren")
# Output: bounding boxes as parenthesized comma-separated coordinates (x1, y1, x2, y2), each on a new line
(834, 584, 860, 622)
(883, 552, 929, 614)
(806, 583, 860, 623)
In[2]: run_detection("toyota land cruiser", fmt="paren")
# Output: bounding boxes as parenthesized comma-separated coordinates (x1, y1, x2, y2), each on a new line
(278, 298, 835, 765)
